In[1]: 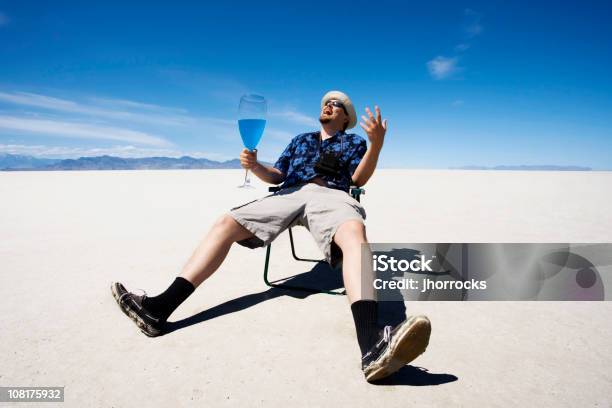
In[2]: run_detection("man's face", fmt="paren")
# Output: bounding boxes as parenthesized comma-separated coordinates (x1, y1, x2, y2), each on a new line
(319, 99, 348, 128)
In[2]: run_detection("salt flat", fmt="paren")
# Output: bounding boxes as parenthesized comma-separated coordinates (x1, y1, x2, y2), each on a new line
(1, 169, 611, 407)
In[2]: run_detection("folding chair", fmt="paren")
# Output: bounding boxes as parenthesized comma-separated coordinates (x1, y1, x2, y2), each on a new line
(262, 185, 365, 295)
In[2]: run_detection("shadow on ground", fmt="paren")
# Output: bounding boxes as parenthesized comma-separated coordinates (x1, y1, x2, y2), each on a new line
(165, 261, 458, 386)
(165, 262, 345, 333)
(372, 366, 458, 386)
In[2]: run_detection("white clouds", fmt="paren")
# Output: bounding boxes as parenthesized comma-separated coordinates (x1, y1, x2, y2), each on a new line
(89, 97, 188, 114)
(427, 9, 483, 80)
(158, 69, 318, 127)
(269, 109, 319, 127)
(0, 91, 193, 126)
(0, 12, 8, 26)
(265, 128, 295, 142)
(158, 68, 250, 104)
(463, 9, 484, 38)
(454, 43, 470, 52)
(0, 116, 172, 147)
(454, 9, 484, 54)
(0, 143, 234, 161)
(0, 90, 244, 147)
(0, 90, 311, 140)
(0, 143, 170, 158)
(427, 56, 459, 80)
(0, 88, 310, 158)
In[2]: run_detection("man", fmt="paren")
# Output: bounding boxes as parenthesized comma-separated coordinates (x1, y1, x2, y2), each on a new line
(111, 90, 431, 382)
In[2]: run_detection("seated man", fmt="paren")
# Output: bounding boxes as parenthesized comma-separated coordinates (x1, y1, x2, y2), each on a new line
(111, 90, 431, 382)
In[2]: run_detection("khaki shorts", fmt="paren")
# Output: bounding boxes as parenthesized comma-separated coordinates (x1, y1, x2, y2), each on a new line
(229, 183, 366, 266)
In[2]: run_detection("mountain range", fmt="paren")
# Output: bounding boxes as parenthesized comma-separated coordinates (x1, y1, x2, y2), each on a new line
(450, 165, 592, 171)
(0, 153, 244, 170)
(0, 153, 593, 171)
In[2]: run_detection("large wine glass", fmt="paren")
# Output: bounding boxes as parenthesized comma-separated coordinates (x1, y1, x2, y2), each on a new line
(238, 94, 267, 188)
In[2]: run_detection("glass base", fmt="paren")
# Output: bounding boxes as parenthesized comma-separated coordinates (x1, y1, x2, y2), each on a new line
(238, 169, 254, 188)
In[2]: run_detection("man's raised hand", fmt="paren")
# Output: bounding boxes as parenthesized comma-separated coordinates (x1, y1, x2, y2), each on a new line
(359, 106, 387, 148)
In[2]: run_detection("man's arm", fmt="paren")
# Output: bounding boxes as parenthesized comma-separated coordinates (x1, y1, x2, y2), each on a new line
(240, 148, 286, 185)
(351, 106, 387, 187)
(251, 162, 286, 185)
(351, 143, 382, 187)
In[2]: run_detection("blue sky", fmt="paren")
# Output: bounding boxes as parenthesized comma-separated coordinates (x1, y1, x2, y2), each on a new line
(0, 1, 611, 169)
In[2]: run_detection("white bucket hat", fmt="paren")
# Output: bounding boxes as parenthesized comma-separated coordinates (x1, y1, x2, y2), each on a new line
(321, 90, 357, 130)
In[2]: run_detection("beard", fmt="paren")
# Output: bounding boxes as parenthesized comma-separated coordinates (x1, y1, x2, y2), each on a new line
(319, 114, 332, 124)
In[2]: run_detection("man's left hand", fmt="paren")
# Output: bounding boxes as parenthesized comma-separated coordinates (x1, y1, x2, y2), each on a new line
(360, 105, 387, 148)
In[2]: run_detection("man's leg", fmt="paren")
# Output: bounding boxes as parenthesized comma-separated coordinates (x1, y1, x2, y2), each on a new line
(179, 214, 254, 287)
(140, 214, 254, 321)
(112, 213, 255, 335)
(333, 220, 380, 357)
(333, 220, 374, 303)
(113, 186, 302, 336)
(142, 187, 305, 324)
(333, 219, 432, 382)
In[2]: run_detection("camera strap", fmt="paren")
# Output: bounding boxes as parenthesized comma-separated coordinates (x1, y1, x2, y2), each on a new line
(317, 131, 344, 156)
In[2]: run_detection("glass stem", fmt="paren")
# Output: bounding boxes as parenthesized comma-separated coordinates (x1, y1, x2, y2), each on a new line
(244, 169, 249, 184)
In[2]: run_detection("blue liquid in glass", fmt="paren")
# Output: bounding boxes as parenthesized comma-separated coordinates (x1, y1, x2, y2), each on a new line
(238, 119, 266, 150)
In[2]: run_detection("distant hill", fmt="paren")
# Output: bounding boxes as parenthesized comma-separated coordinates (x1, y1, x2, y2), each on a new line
(450, 165, 592, 171)
(0, 153, 594, 171)
(0, 154, 248, 170)
(0, 153, 62, 169)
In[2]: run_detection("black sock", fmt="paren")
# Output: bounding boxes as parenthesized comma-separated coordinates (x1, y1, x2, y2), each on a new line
(351, 300, 380, 357)
(142, 277, 195, 321)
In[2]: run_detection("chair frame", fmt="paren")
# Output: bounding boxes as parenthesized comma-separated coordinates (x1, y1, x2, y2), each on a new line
(262, 185, 365, 295)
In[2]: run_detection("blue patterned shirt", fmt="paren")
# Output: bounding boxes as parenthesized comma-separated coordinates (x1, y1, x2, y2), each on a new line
(273, 130, 368, 193)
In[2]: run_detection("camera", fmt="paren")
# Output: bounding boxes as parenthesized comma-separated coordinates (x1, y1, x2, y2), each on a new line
(314, 151, 343, 177)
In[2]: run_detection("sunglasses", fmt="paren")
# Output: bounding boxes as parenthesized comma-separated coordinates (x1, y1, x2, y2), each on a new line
(324, 100, 348, 115)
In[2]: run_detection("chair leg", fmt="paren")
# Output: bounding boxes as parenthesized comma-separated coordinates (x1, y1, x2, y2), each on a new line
(263, 244, 273, 288)
(288, 228, 323, 262)
(263, 241, 345, 296)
